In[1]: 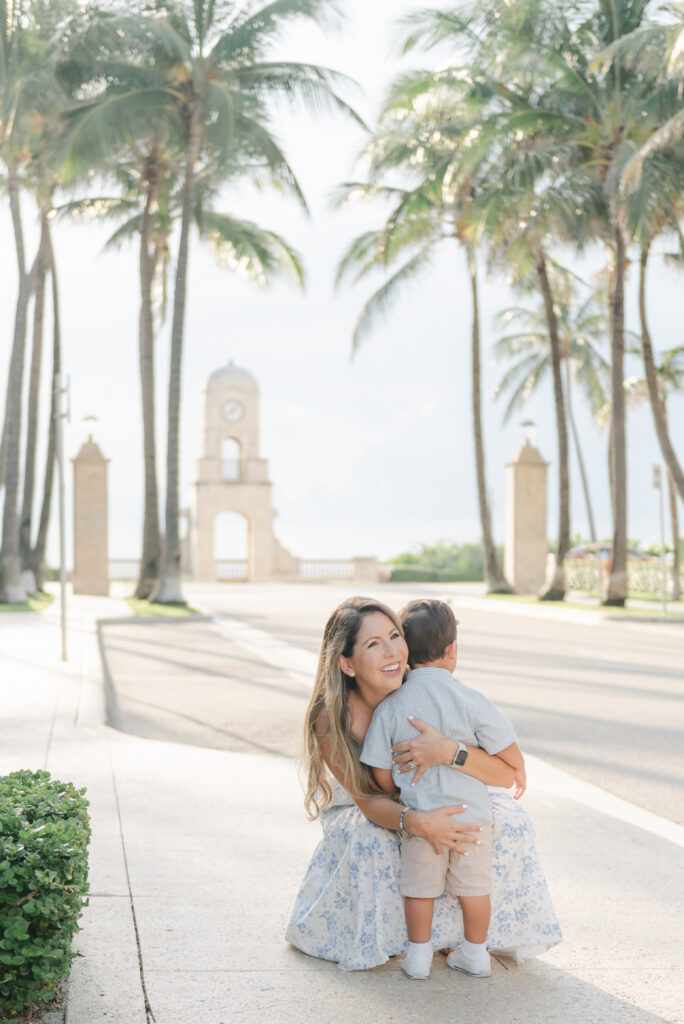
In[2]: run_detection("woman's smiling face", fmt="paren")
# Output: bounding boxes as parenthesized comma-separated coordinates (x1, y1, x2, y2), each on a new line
(339, 611, 408, 699)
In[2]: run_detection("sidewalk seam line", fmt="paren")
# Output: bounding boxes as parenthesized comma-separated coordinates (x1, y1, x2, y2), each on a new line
(109, 739, 156, 1024)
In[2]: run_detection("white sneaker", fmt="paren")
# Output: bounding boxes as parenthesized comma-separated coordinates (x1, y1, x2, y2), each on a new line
(402, 943, 433, 980)
(446, 944, 491, 977)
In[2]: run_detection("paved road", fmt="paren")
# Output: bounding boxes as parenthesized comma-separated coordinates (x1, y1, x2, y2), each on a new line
(190, 582, 684, 825)
(103, 582, 684, 825)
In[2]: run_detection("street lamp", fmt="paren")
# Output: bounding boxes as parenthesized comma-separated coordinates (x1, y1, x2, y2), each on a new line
(653, 465, 667, 614)
(521, 420, 536, 446)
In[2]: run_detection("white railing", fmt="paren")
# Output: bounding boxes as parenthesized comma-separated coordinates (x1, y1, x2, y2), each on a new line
(215, 560, 248, 580)
(298, 560, 353, 581)
(109, 559, 140, 580)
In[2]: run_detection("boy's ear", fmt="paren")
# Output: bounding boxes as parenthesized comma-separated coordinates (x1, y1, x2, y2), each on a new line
(444, 640, 457, 660)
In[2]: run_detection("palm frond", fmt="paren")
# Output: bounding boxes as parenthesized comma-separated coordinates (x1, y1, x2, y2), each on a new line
(197, 209, 305, 287)
(230, 62, 367, 130)
(351, 245, 434, 355)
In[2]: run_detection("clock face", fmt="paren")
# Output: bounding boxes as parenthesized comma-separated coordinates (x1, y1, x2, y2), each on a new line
(222, 399, 245, 423)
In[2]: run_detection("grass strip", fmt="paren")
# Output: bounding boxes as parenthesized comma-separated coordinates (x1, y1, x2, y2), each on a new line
(0, 592, 55, 613)
(125, 597, 200, 617)
(483, 592, 684, 618)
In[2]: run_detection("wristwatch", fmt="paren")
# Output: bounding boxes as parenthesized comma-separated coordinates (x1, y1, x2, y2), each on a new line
(451, 742, 469, 767)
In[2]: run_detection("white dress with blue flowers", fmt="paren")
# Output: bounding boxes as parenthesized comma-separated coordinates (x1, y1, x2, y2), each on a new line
(286, 780, 562, 971)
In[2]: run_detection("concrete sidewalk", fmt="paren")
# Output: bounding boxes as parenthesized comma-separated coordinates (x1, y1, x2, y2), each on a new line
(1, 592, 683, 1024)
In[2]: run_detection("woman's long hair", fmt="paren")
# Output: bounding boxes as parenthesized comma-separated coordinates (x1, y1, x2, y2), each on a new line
(303, 596, 403, 820)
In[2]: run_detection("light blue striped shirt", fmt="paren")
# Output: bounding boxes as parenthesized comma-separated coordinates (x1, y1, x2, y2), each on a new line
(360, 667, 516, 825)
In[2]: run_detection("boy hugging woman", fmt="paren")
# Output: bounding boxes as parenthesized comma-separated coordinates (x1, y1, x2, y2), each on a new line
(361, 599, 526, 980)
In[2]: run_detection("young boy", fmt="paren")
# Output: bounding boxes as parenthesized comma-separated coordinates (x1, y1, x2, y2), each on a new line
(360, 599, 526, 980)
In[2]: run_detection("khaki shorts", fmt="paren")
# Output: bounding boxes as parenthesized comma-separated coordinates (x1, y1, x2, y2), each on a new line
(399, 824, 493, 898)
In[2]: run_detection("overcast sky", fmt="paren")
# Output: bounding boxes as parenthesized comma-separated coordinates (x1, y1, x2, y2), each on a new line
(1, 0, 682, 569)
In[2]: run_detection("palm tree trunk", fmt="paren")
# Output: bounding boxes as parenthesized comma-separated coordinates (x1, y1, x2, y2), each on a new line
(605, 229, 628, 606)
(19, 207, 50, 594)
(134, 178, 161, 599)
(0, 165, 32, 602)
(638, 243, 684, 502)
(151, 109, 202, 603)
(565, 359, 597, 542)
(467, 247, 511, 594)
(535, 251, 570, 600)
(32, 220, 61, 593)
(0, 420, 6, 489)
(668, 471, 681, 602)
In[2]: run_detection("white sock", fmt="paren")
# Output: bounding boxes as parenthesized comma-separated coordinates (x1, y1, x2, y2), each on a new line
(407, 940, 432, 957)
(403, 940, 433, 978)
(461, 939, 488, 963)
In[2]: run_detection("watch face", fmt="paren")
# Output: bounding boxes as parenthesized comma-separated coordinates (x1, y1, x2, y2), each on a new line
(222, 399, 244, 422)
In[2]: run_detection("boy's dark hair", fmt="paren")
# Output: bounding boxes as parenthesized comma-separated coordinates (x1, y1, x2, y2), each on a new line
(399, 599, 457, 666)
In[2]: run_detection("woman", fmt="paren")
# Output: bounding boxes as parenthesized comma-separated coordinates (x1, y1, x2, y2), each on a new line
(286, 596, 562, 971)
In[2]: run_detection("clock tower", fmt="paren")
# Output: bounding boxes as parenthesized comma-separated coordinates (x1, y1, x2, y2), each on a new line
(191, 362, 288, 581)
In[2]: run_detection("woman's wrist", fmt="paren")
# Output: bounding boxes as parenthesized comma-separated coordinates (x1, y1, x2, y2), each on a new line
(443, 739, 460, 766)
(402, 808, 422, 837)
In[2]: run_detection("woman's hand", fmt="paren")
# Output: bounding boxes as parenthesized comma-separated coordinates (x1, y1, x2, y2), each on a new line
(392, 717, 458, 783)
(405, 805, 481, 856)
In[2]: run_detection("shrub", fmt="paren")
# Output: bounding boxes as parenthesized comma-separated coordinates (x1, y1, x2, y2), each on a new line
(0, 770, 90, 1018)
(386, 541, 488, 582)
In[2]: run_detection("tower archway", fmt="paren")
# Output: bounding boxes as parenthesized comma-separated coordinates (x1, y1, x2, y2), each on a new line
(214, 510, 249, 580)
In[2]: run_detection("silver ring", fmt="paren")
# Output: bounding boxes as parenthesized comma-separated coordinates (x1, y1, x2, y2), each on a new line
(408, 760, 416, 769)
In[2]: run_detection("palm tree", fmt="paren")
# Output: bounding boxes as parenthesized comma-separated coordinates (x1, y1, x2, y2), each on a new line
(0, 0, 76, 602)
(58, 0, 359, 602)
(30, 219, 62, 594)
(334, 71, 512, 593)
(493, 278, 611, 545)
(626, 345, 684, 600)
(404, 0, 678, 605)
(146, 0, 361, 603)
(628, 143, 684, 507)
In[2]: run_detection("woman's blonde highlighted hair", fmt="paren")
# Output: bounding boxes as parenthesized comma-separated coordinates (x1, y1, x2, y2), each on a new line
(303, 596, 403, 820)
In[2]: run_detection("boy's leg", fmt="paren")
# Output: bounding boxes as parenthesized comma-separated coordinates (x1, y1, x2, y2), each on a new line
(445, 826, 493, 977)
(400, 840, 447, 980)
(446, 896, 492, 976)
(405, 896, 435, 943)
(459, 894, 490, 944)
(403, 898, 435, 979)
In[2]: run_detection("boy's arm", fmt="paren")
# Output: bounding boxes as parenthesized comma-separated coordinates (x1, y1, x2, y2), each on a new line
(495, 741, 526, 799)
(372, 765, 399, 796)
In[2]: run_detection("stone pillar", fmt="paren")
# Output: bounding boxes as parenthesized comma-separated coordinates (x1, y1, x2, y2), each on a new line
(352, 557, 380, 582)
(72, 438, 109, 595)
(505, 441, 548, 594)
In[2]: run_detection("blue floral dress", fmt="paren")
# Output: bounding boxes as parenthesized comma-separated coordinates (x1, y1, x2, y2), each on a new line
(286, 780, 562, 971)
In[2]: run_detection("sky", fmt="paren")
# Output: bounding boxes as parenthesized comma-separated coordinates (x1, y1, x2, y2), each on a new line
(1, 0, 683, 569)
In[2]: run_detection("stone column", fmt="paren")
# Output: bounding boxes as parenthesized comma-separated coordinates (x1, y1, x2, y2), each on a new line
(352, 557, 380, 582)
(505, 441, 548, 594)
(72, 438, 109, 595)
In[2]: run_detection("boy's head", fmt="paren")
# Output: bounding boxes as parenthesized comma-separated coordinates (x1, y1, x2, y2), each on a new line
(399, 599, 458, 669)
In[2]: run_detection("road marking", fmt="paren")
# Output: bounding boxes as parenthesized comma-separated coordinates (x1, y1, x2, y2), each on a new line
(211, 614, 318, 686)
(211, 611, 684, 852)
(526, 755, 684, 850)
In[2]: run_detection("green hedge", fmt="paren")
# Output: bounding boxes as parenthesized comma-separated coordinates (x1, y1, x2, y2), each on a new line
(0, 770, 90, 1018)
(388, 567, 485, 583)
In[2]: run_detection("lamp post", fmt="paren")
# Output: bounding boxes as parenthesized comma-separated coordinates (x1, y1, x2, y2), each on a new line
(653, 465, 667, 614)
(521, 419, 536, 446)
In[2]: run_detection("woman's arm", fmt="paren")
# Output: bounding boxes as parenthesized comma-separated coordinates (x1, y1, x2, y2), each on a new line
(391, 717, 515, 787)
(315, 711, 480, 855)
(355, 795, 482, 856)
